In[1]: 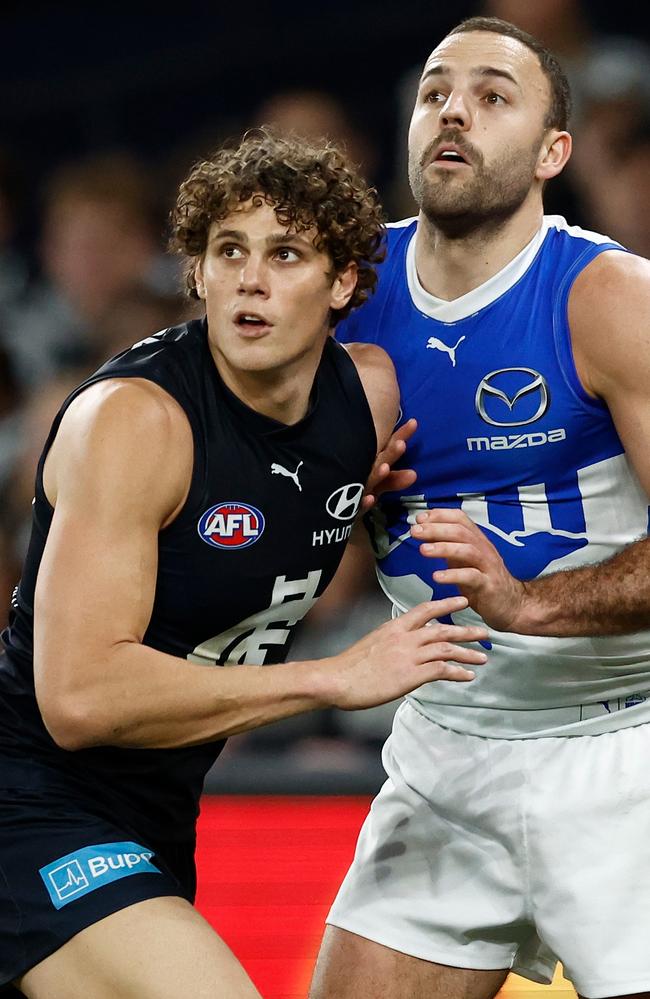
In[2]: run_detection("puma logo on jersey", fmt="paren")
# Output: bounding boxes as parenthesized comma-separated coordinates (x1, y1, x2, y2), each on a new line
(271, 460, 303, 491)
(426, 335, 466, 367)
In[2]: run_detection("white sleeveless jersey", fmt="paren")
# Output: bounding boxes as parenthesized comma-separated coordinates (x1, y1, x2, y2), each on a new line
(337, 216, 650, 737)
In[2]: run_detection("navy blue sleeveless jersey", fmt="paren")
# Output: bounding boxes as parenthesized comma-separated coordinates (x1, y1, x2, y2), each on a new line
(0, 319, 376, 839)
(338, 215, 650, 738)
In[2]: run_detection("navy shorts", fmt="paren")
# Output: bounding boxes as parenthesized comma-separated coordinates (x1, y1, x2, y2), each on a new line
(0, 784, 196, 990)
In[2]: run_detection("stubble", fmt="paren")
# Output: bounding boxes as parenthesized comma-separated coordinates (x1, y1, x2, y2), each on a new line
(409, 131, 544, 240)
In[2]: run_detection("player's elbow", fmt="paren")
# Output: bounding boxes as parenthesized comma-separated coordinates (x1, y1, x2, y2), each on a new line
(40, 700, 106, 751)
(36, 679, 112, 751)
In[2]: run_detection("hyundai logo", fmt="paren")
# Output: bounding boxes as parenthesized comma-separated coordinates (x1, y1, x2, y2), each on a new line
(326, 483, 365, 521)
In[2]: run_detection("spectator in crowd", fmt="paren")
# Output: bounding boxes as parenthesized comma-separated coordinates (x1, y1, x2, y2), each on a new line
(79, 285, 195, 368)
(0, 342, 23, 493)
(0, 150, 29, 313)
(2, 154, 179, 387)
(570, 109, 650, 256)
(0, 367, 91, 573)
(254, 90, 378, 182)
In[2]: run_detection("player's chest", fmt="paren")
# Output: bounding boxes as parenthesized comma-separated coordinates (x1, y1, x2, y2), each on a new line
(159, 425, 369, 594)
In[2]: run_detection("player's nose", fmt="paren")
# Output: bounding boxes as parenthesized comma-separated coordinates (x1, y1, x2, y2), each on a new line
(237, 255, 269, 296)
(439, 90, 471, 130)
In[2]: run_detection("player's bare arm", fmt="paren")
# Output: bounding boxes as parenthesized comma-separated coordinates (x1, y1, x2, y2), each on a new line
(412, 251, 650, 637)
(35, 380, 487, 753)
(344, 341, 417, 510)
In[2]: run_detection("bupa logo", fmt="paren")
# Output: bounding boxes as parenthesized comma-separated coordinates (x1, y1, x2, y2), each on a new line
(198, 502, 265, 550)
(39, 841, 161, 910)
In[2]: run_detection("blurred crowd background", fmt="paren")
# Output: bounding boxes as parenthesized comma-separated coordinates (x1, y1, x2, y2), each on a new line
(2, 0, 649, 790)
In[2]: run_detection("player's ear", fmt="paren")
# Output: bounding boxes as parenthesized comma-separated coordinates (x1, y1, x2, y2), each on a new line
(194, 257, 207, 300)
(536, 130, 572, 182)
(330, 261, 358, 312)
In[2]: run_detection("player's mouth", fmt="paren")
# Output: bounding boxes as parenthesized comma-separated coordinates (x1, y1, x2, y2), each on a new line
(233, 311, 273, 337)
(430, 144, 471, 168)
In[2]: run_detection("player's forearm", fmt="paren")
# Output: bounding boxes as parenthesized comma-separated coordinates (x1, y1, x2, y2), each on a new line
(512, 536, 650, 636)
(38, 642, 335, 751)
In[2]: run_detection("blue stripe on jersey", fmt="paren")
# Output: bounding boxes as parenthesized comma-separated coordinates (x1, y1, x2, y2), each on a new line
(547, 470, 587, 535)
(485, 494, 525, 536)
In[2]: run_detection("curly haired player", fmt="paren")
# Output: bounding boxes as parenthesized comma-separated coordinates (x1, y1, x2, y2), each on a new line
(0, 131, 487, 998)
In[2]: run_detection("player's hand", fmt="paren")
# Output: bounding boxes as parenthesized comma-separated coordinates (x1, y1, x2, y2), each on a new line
(329, 595, 488, 710)
(361, 418, 418, 513)
(411, 508, 526, 632)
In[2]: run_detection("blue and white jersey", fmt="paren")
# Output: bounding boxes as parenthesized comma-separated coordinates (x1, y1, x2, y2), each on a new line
(338, 215, 650, 737)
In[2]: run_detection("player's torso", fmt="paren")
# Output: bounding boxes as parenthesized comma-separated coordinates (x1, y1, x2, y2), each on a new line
(0, 321, 376, 833)
(338, 217, 650, 737)
(10, 322, 375, 665)
(150, 336, 376, 668)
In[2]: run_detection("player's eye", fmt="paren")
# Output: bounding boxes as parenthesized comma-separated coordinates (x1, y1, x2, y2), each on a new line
(484, 91, 505, 105)
(274, 247, 300, 262)
(222, 245, 244, 259)
(424, 89, 446, 104)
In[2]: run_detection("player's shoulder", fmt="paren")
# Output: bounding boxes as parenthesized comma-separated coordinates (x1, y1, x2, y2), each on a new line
(61, 377, 191, 450)
(569, 249, 650, 393)
(342, 342, 397, 386)
(342, 341, 395, 370)
(541, 214, 622, 249)
(337, 219, 417, 345)
(331, 341, 398, 414)
(341, 343, 399, 446)
(104, 318, 204, 373)
(67, 317, 207, 433)
(384, 216, 419, 252)
(571, 248, 650, 314)
(45, 375, 193, 516)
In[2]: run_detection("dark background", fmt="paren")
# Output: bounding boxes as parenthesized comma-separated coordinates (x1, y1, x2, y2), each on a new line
(3, 1, 649, 200)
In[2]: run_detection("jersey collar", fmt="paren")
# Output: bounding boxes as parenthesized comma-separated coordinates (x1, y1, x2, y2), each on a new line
(405, 217, 551, 324)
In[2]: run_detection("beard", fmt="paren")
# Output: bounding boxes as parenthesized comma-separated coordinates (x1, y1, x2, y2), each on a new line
(409, 134, 542, 239)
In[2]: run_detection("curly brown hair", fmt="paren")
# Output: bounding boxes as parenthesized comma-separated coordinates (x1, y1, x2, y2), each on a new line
(169, 129, 385, 324)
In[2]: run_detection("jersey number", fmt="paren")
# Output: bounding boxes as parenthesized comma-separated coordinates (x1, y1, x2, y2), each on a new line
(187, 571, 322, 666)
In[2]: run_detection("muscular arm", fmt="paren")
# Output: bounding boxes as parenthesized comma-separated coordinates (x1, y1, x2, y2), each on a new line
(518, 251, 650, 634)
(35, 379, 487, 752)
(412, 251, 650, 636)
(344, 342, 400, 450)
(344, 342, 417, 512)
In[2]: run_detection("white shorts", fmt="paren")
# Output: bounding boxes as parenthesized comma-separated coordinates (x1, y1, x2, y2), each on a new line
(327, 701, 650, 998)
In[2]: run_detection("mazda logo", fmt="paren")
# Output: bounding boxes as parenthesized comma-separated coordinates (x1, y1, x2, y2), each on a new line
(326, 483, 365, 521)
(475, 368, 550, 427)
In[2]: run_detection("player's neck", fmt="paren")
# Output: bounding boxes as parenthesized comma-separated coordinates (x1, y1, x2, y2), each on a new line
(414, 202, 544, 302)
(211, 349, 320, 426)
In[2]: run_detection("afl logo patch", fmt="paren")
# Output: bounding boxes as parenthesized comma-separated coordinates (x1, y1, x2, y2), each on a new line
(198, 502, 265, 550)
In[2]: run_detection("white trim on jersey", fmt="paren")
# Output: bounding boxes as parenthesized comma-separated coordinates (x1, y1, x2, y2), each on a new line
(544, 214, 620, 247)
(400, 214, 622, 325)
(386, 217, 418, 229)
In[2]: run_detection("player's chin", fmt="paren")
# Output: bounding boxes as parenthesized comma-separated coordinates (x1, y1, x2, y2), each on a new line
(231, 348, 286, 373)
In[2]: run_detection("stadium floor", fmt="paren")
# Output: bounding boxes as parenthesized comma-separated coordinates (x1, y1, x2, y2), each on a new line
(195, 796, 576, 999)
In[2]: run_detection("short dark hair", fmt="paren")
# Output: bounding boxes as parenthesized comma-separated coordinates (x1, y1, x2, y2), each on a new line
(170, 129, 385, 323)
(447, 17, 571, 130)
